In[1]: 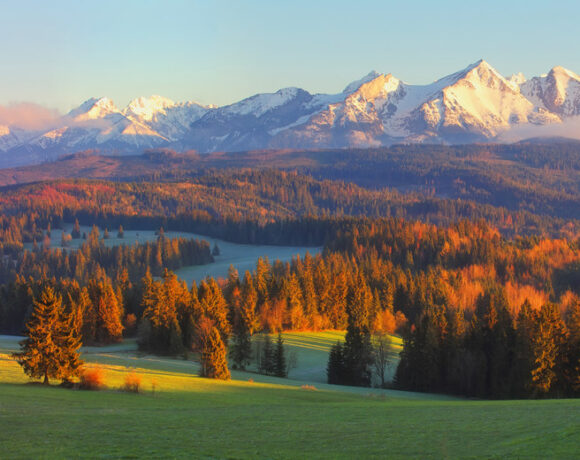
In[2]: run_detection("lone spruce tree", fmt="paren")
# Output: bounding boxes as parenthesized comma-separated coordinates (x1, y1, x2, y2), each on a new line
(259, 334, 275, 375)
(327, 341, 345, 384)
(13, 286, 83, 384)
(274, 333, 287, 377)
(200, 325, 231, 380)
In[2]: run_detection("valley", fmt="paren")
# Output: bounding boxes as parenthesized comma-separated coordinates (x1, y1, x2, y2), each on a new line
(26, 224, 321, 284)
(2, 2, 580, 459)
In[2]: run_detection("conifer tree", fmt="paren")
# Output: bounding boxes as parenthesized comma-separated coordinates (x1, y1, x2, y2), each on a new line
(254, 257, 271, 305)
(198, 278, 231, 341)
(274, 333, 287, 377)
(140, 270, 186, 354)
(259, 334, 275, 375)
(229, 286, 253, 370)
(86, 277, 124, 344)
(327, 341, 345, 384)
(13, 286, 83, 384)
(470, 288, 514, 398)
(342, 273, 374, 386)
(180, 280, 200, 350)
(198, 319, 230, 380)
(241, 271, 259, 334)
(512, 299, 536, 396)
(530, 303, 566, 394)
(71, 219, 81, 239)
(564, 300, 580, 393)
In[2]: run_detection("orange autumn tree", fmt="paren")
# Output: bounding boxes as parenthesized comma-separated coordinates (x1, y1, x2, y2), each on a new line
(197, 317, 230, 380)
(13, 286, 83, 384)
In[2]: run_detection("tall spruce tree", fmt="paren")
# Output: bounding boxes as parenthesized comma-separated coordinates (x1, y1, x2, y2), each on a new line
(564, 300, 580, 394)
(259, 334, 275, 375)
(200, 324, 230, 380)
(274, 333, 287, 377)
(342, 273, 374, 386)
(86, 277, 124, 344)
(530, 303, 566, 394)
(198, 278, 231, 341)
(13, 286, 83, 384)
(327, 342, 346, 384)
(229, 286, 253, 370)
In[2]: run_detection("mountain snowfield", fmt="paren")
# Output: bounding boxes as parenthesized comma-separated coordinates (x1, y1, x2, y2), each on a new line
(2, 59, 580, 167)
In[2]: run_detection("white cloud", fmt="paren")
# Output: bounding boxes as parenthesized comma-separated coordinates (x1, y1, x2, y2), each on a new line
(497, 116, 580, 142)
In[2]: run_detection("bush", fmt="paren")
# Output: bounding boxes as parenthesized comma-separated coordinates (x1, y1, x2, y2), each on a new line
(122, 372, 142, 393)
(301, 384, 317, 391)
(79, 367, 105, 390)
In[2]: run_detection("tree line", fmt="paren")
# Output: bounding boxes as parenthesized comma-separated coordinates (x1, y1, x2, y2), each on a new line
(3, 213, 579, 396)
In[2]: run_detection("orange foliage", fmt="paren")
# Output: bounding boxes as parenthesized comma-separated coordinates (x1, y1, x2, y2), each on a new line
(79, 366, 106, 390)
(310, 313, 332, 331)
(394, 311, 408, 334)
(527, 238, 579, 270)
(301, 384, 317, 391)
(559, 290, 580, 316)
(374, 309, 397, 334)
(504, 281, 547, 314)
(259, 299, 285, 333)
(122, 372, 142, 393)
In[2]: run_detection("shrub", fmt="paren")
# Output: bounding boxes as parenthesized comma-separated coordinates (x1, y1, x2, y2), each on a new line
(122, 372, 142, 393)
(79, 367, 105, 390)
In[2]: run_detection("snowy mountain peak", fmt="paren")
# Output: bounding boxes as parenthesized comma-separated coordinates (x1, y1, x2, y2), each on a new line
(124, 95, 177, 121)
(68, 97, 120, 122)
(349, 73, 401, 101)
(219, 87, 310, 118)
(343, 71, 382, 94)
(549, 65, 580, 81)
(507, 73, 526, 88)
(520, 64, 580, 117)
(4, 59, 580, 168)
(463, 59, 507, 83)
(456, 59, 489, 75)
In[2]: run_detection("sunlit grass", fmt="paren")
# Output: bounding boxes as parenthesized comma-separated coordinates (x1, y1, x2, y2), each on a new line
(1, 333, 579, 459)
(255, 331, 402, 384)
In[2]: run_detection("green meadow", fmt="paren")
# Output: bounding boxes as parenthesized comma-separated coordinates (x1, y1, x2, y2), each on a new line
(28, 224, 321, 283)
(0, 334, 578, 459)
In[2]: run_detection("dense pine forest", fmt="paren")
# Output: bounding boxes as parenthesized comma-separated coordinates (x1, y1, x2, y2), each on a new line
(1, 148, 579, 398)
(1, 143, 579, 224)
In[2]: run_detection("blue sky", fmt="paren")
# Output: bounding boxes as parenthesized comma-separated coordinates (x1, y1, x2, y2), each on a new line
(1, 0, 579, 112)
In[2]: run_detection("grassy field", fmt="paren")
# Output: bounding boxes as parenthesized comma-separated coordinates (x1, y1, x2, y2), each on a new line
(250, 331, 403, 384)
(26, 224, 321, 283)
(1, 334, 579, 459)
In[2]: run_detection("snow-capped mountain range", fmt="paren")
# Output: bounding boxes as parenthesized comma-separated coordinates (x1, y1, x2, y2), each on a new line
(2, 59, 580, 167)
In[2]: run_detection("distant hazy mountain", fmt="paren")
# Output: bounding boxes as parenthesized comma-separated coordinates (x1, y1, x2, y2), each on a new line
(2, 60, 580, 167)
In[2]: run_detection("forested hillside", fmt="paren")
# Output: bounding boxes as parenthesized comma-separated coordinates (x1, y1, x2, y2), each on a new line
(1, 147, 579, 399)
(1, 143, 578, 223)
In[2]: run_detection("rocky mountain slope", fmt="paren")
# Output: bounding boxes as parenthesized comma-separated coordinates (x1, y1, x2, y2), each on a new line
(2, 60, 580, 167)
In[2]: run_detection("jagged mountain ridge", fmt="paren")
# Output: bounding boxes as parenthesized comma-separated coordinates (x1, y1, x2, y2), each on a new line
(2, 59, 580, 167)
